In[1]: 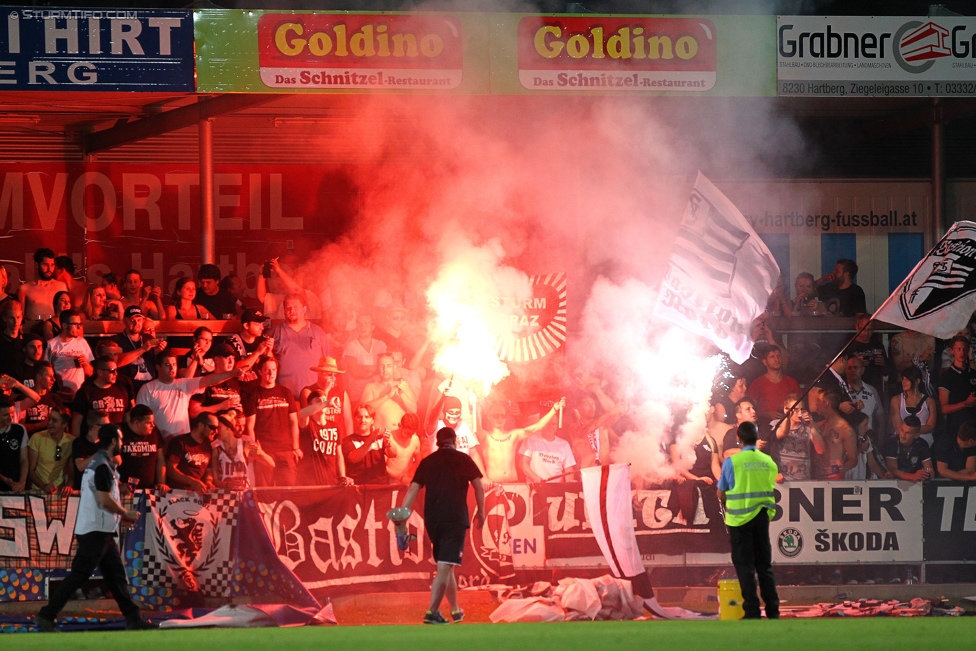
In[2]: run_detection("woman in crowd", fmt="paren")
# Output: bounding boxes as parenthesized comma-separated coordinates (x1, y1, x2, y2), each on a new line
(890, 365, 937, 445)
(82, 285, 123, 321)
(773, 396, 824, 481)
(179, 326, 215, 378)
(27, 406, 73, 495)
(31, 291, 72, 341)
(165, 277, 213, 320)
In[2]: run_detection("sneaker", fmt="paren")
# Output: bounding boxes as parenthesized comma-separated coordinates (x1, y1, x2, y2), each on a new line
(126, 619, 160, 631)
(35, 614, 57, 633)
(423, 611, 450, 625)
(450, 609, 464, 623)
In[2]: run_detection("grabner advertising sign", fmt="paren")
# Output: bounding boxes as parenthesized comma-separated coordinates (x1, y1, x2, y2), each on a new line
(777, 16, 976, 97)
(771, 481, 923, 564)
(0, 7, 193, 90)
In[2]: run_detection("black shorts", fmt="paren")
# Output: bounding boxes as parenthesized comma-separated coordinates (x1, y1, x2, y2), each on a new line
(426, 522, 467, 566)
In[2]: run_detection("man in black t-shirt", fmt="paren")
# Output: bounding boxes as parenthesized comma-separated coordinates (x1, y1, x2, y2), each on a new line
(70, 356, 130, 438)
(0, 399, 28, 492)
(399, 426, 484, 625)
(244, 356, 300, 486)
(884, 415, 933, 482)
(194, 264, 239, 319)
(118, 404, 167, 491)
(166, 412, 215, 493)
(935, 421, 976, 481)
(816, 259, 867, 317)
(189, 344, 247, 419)
(341, 404, 391, 485)
(939, 336, 976, 443)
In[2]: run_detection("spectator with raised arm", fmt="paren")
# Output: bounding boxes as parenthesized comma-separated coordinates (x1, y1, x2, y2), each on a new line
(816, 258, 867, 316)
(119, 269, 162, 320)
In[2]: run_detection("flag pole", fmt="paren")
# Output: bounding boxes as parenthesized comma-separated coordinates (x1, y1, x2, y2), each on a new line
(783, 319, 873, 420)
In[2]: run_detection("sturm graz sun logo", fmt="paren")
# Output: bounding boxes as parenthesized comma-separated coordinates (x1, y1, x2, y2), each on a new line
(898, 232, 976, 321)
(778, 528, 803, 558)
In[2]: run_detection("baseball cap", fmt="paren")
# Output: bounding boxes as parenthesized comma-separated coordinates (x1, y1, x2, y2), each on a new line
(211, 343, 237, 359)
(436, 427, 457, 447)
(241, 308, 264, 324)
(124, 305, 143, 319)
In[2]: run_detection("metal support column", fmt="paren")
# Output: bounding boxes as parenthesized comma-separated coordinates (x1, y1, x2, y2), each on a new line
(932, 97, 945, 243)
(199, 118, 215, 265)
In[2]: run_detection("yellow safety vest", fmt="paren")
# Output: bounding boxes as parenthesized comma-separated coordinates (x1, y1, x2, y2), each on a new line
(724, 449, 777, 527)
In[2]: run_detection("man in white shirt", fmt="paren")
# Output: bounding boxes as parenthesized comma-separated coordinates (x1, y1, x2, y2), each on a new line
(519, 411, 577, 483)
(45, 309, 93, 399)
(136, 350, 242, 440)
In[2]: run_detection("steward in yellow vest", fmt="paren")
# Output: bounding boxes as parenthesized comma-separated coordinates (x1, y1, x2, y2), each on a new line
(716, 421, 780, 619)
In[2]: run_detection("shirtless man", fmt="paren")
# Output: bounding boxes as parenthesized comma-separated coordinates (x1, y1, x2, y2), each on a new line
(361, 353, 418, 432)
(813, 388, 858, 480)
(385, 412, 422, 485)
(570, 394, 624, 468)
(18, 248, 68, 323)
(478, 398, 565, 483)
(120, 269, 163, 320)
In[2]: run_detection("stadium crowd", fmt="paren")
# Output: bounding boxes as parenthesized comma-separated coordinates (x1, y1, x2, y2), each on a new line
(1, 250, 975, 497)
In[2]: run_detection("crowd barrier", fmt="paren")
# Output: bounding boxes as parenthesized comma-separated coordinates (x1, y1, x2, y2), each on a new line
(2, 480, 974, 605)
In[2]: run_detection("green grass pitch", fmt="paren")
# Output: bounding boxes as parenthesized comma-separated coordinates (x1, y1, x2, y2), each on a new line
(3, 619, 972, 650)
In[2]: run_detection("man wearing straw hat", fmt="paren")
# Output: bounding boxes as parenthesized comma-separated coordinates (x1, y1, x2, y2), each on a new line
(301, 356, 352, 433)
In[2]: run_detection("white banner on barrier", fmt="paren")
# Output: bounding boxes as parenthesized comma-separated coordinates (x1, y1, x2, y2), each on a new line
(771, 481, 923, 564)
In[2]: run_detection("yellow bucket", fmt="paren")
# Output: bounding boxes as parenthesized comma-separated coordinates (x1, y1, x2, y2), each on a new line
(717, 579, 744, 620)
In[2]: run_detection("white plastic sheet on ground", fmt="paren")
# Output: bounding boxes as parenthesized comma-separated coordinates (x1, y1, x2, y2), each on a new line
(489, 576, 645, 623)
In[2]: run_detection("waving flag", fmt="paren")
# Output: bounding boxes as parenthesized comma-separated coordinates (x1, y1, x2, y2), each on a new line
(654, 172, 780, 363)
(580, 464, 653, 598)
(873, 221, 976, 338)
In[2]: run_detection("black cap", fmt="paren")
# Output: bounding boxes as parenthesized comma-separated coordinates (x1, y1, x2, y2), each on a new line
(97, 423, 121, 447)
(241, 308, 264, 324)
(436, 427, 456, 447)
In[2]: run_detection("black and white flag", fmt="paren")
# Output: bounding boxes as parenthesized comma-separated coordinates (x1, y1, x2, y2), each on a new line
(874, 221, 976, 338)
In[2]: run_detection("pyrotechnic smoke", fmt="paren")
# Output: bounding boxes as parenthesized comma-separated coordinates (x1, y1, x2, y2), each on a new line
(291, 26, 805, 482)
(426, 231, 532, 396)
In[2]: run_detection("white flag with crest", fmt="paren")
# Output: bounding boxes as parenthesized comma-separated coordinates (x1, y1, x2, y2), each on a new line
(654, 172, 780, 363)
(873, 221, 976, 338)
